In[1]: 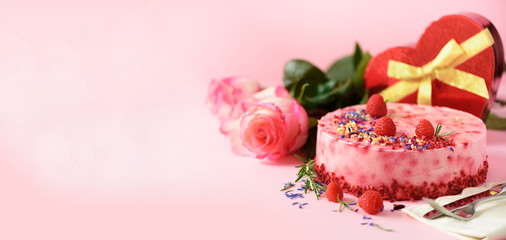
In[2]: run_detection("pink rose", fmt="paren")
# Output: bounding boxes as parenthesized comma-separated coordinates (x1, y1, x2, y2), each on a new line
(221, 86, 308, 160)
(206, 77, 262, 121)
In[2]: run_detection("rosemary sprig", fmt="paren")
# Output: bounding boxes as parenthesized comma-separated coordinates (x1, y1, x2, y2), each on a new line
(294, 155, 326, 199)
(372, 223, 393, 232)
(434, 123, 455, 141)
(336, 197, 355, 212)
(280, 182, 294, 191)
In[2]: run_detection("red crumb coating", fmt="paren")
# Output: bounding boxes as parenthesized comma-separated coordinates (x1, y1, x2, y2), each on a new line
(315, 160, 488, 201)
(326, 182, 344, 203)
(358, 190, 384, 215)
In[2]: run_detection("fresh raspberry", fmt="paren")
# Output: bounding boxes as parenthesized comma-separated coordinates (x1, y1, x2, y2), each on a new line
(358, 190, 383, 215)
(326, 182, 343, 203)
(415, 119, 435, 139)
(365, 94, 387, 118)
(374, 116, 396, 136)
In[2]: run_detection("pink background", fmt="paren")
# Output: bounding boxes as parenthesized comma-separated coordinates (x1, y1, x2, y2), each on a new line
(0, 0, 505, 239)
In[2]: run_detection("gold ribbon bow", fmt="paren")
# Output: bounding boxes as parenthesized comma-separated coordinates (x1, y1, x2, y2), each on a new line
(380, 28, 494, 105)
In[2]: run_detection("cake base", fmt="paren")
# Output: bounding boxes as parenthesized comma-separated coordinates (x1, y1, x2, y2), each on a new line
(316, 160, 488, 202)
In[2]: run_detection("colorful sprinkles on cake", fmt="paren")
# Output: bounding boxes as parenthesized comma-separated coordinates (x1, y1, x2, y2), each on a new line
(331, 108, 455, 151)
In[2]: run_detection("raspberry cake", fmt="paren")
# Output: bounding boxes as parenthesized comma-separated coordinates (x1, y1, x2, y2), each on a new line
(315, 103, 488, 201)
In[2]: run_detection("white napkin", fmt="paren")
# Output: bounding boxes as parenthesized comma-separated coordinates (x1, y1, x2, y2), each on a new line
(403, 180, 506, 240)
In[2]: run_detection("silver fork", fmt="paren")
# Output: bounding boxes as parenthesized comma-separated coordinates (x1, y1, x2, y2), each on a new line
(452, 191, 506, 219)
(424, 190, 506, 221)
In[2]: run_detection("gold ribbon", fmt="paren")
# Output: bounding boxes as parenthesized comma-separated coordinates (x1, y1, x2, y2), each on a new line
(380, 28, 494, 105)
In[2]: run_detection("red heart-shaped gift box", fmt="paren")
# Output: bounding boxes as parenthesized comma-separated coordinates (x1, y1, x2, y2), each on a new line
(365, 13, 504, 120)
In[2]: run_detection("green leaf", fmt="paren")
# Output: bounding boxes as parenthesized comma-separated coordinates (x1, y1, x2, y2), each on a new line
(310, 80, 338, 103)
(486, 113, 506, 129)
(324, 43, 370, 110)
(326, 56, 354, 85)
(352, 43, 363, 70)
(352, 51, 371, 95)
(327, 43, 365, 85)
(283, 59, 328, 106)
(283, 44, 371, 119)
(304, 77, 352, 104)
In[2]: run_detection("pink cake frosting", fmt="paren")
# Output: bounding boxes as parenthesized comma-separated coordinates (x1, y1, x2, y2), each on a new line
(315, 103, 488, 201)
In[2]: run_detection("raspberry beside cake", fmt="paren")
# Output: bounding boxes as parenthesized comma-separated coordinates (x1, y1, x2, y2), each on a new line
(315, 103, 488, 201)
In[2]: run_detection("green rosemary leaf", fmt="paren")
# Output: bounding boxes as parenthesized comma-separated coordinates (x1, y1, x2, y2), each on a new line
(293, 154, 325, 199)
(315, 182, 325, 189)
(337, 197, 352, 210)
(295, 154, 309, 164)
(280, 182, 294, 191)
(438, 129, 455, 137)
(434, 123, 455, 140)
(434, 124, 442, 136)
(308, 180, 315, 192)
(373, 223, 393, 232)
(295, 174, 304, 183)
